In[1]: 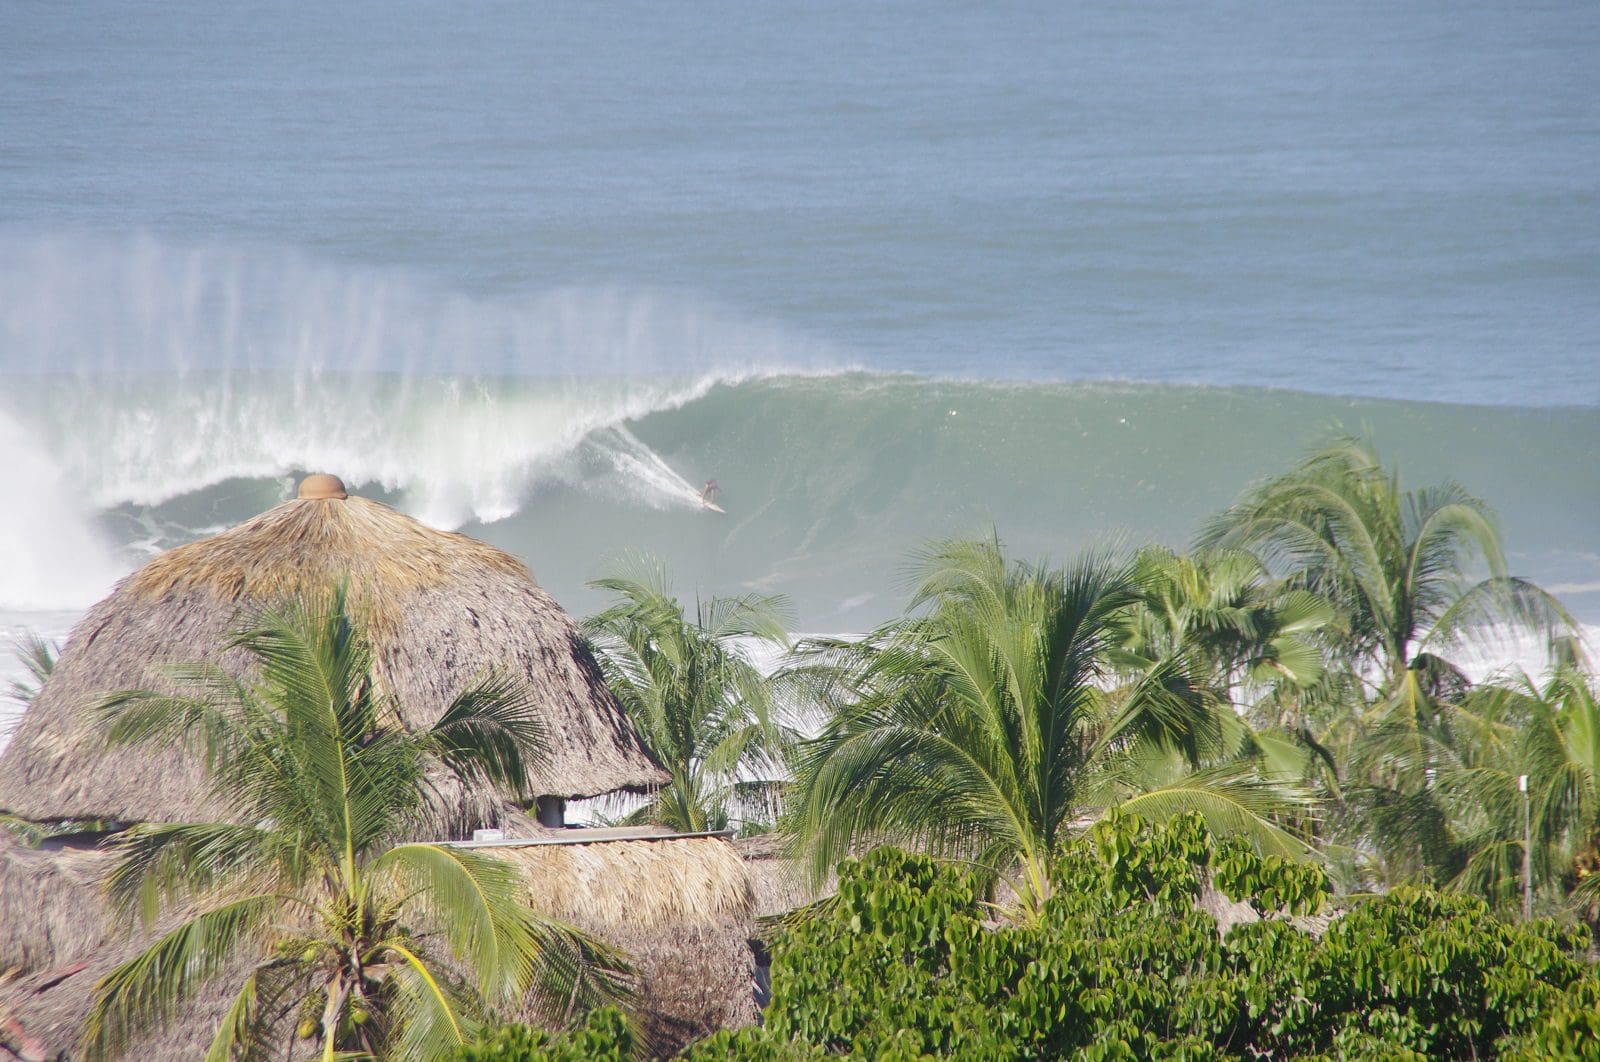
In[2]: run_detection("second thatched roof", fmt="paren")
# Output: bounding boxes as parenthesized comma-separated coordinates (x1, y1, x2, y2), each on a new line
(0, 477, 667, 827)
(484, 830, 759, 1051)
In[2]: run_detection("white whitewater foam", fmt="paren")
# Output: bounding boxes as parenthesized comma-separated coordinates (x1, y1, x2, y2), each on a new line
(0, 233, 834, 592)
(587, 426, 709, 510)
(0, 412, 125, 610)
(1454, 625, 1599, 687)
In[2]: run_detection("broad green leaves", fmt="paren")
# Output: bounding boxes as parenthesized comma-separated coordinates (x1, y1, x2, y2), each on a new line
(749, 815, 1595, 1059)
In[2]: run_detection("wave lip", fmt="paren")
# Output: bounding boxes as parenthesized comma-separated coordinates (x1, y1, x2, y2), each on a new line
(0, 231, 852, 536)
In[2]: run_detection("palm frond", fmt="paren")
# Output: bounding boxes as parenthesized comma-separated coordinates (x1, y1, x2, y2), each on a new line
(424, 672, 548, 799)
(372, 844, 631, 1021)
(371, 844, 538, 1004)
(104, 821, 291, 927)
(380, 942, 479, 1060)
(6, 631, 57, 706)
(1109, 764, 1316, 859)
(83, 894, 279, 1062)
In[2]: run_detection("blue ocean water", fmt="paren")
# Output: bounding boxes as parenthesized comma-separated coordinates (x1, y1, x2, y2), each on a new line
(0, 0, 1596, 646)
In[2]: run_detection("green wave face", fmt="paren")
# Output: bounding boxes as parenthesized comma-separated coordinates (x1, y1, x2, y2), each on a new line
(67, 373, 1599, 630)
(544, 375, 1600, 626)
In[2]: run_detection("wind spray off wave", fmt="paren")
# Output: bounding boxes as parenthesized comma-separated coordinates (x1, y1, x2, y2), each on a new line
(0, 410, 123, 609)
(0, 234, 837, 593)
(1, 235, 1597, 633)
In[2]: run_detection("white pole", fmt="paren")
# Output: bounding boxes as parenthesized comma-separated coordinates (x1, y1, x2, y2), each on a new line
(1519, 774, 1532, 921)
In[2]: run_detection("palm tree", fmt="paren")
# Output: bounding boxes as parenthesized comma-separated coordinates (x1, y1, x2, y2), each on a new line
(1200, 435, 1579, 889)
(1120, 545, 1335, 713)
(1416, 664, 1600, 912)
(6, 631, 57, 707)
(786, 536, 1312, 919)
(1116, 546, 1345, 841)
(85, 590, 628, 1062)
(584, 556, 793, 834)
(1200, 434, 1571, 725)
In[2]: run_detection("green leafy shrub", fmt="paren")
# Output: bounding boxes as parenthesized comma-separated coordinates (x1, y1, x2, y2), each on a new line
(459, 815, 1599, 1059)
(451, 1006, 634, 1061)
(679, 1027, 825, 1060)
(751, 813, 1597, 1059)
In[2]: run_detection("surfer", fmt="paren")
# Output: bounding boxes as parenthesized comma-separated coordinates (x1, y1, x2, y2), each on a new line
(699, 479, 720, 506)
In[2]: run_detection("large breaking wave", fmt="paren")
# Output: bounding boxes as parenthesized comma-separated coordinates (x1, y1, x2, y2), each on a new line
(2, 234, 1596, 631)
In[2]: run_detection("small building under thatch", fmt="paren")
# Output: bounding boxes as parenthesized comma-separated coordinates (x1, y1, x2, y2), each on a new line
(734, 833, 833, 921)
(466, 828, 759, 1052)
(0, 826, 759, 1060)
(0, 473, 666, 831)
(0, 476, 772, 1057)
(0, 830, 238, 1060)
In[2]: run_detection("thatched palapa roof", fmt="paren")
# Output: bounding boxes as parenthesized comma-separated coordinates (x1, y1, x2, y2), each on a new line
(734, 833, 834, 919)
(0, 475, 667, 827)
(478, 829, 760, 1052)
(0, 828, 759, 1059)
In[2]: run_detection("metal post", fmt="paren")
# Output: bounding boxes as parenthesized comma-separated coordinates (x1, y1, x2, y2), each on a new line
(1519, 774, 1532, 921)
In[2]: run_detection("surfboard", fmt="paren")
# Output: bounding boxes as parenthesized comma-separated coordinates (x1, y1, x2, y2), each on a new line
(703, 501, 726, 514)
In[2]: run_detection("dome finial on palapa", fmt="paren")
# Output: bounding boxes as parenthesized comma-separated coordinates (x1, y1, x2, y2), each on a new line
(297, 472, 347, 499)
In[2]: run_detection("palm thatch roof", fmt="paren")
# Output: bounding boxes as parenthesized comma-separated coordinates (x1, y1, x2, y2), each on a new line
(0, 477, 667, 828)
(0, 832, 276, 1061)
(734, 833, 835, 919)
(0, 832, 114, 977)
(0, 849, 317, 1062)
(1, 951, 291, 1062)
(0, 828, 758, 1059)
(485, 830, 760, 1052)
(495, 832, 755, 928)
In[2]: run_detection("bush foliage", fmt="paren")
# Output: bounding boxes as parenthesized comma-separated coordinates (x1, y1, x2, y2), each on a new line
(452, 1006, 636, 1062)
(460, 814, 1600, 1059)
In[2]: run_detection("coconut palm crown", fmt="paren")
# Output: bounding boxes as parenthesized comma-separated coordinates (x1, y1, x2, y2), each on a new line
(786, 536, 1312, 918)
(584, 557, 793, 833)
(1200, 434, 1573, 713)
(1120, 545, 1335, 704)
(84, 589, 627, 1062)
(1386, 663, 1600, 910)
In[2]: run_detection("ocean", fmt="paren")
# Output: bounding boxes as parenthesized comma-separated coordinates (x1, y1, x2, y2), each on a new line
(3, 1, 1598, 742)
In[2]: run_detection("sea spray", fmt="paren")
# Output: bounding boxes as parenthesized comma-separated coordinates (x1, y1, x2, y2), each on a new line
(0, 233, 839, 379)
(0, 411, 123, 610)
(0, 232, 839, 531)
(1, 237, 1595, 630)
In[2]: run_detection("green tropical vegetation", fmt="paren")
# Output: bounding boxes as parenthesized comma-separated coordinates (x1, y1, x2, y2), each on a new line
(740, 434, 1587, 920)
(1120, 544, 1336, 705)
(7, 431, 1598, 1058)
(584, 557, 794, 833)
(754, 814, 1591, 1060)
(1405, 661, 1600, 914)
(784, 537, 1312, 916)
(1200, 435, 1570, 755)
(453, 1005, 637, 1062)
(534, 434, 1596, 1056)
(83, 590, 629, 1061)
(461, 815, 1600, 1060)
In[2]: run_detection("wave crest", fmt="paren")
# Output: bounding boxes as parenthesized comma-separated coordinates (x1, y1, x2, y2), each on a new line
(0, 232, 835, 533)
